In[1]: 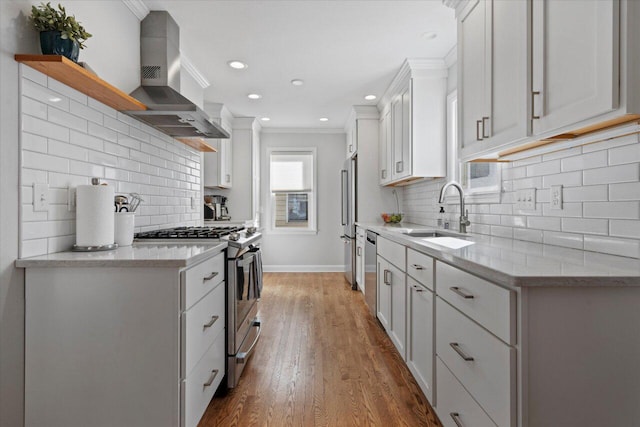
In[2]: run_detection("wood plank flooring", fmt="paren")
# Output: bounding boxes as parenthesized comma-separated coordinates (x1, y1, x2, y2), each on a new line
(199, 272, 442, 427)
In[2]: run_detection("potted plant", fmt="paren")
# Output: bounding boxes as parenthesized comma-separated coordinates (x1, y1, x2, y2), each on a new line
(29, 2, 92, 62)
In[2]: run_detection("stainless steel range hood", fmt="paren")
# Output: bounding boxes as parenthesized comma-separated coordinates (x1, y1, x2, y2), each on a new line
(124, 11, 229, 139)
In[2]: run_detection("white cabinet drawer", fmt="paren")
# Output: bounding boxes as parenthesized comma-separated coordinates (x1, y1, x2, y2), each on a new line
(436, 357, 497, 427)
(407, 248, 434, 291)
(378, 236, 405, 271)
(182, 251, 225, 311)
(436, 297, 515, 427)
(182, 281, 225, 378)
(436, 261, 515, 344)
(182, 333, 225, 427)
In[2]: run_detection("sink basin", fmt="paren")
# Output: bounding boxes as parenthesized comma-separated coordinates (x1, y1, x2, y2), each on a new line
(402, 230, 464, 238)
(422, 236, 475, 249)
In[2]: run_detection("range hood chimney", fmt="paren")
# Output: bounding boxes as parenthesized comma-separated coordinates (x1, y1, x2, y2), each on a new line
(124, 11, 229, 140)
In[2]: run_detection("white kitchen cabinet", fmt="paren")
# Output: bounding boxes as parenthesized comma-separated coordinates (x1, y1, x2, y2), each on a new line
(23, 248, 226, 427)
(376, 255, 392, 331)
(406, 276, 434, 403)
(458, 0, 529, 159)
(355, 226, 365, 293)
(346, 120, 358, 158)
(203, 137, 233, 188)
(378, 59, 447, 185)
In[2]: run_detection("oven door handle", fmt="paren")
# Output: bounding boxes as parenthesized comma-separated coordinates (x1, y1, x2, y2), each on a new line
(236, 253, 256, 268)
(236, 320, 261, 364)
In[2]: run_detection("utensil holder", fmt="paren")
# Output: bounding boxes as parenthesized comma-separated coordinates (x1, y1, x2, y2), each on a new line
(114, 212, 135, 246)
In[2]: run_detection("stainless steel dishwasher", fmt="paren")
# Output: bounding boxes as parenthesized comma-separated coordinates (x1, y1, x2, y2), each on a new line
(364, 230, 378, 317)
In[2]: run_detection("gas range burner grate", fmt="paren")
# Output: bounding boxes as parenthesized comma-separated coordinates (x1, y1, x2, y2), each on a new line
(135, 225, 245, 240)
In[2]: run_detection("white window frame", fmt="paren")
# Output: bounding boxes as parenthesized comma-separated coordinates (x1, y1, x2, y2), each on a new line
(445, 90, 502, 205)
(267, 147, 318, 234)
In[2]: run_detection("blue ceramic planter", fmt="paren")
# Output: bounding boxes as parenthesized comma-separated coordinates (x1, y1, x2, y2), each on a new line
(39, 30, 79, 62)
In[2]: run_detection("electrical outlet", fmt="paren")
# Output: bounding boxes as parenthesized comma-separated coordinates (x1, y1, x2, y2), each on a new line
(550, 185, 563, 210)
(33, 183, 49, 212)
(67, 187, 77, 212)
(516, 188, 536, 210)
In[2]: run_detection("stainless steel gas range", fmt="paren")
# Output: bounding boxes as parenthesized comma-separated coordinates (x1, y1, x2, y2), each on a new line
(134, 225, 263, 388)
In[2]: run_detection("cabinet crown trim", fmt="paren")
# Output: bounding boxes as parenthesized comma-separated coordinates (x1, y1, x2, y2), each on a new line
(378, 58, 447, 110)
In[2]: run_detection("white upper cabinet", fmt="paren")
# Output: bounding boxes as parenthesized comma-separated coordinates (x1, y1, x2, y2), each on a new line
(378, 59, 447, 185)
(346, 122, 358, 158)
(452, 0, 640, 160)
(203, 103, 233, 189)
(458, 0, 529, 159)
(531, 0, 618, 136)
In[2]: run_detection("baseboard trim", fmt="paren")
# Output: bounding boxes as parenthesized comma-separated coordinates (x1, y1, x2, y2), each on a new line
(263, 265, 345, 273)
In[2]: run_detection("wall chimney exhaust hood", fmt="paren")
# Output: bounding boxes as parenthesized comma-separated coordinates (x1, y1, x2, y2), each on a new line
(124, 11, 229, 140)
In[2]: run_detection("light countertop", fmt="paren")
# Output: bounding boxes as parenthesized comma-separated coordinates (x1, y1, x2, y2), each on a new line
(15, 241, 227, 268)
(357, 222, 640, 288)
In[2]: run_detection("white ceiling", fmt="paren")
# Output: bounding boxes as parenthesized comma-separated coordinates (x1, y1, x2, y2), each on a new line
(142, 0, 456, 129)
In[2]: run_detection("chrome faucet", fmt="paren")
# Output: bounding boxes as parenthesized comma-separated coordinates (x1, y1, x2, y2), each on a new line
(438, 181, 471, 233)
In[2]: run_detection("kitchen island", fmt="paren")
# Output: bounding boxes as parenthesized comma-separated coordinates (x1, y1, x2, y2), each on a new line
(358, 222, 640, 427)
(16, 242, 228, 427)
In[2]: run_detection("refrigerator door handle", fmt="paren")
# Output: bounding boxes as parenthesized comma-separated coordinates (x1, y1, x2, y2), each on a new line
(341, 170, 348, 226)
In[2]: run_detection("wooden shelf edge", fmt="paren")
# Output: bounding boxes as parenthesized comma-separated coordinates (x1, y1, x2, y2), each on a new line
(15, 54, 147, 112)
(175, 137, 217, 152)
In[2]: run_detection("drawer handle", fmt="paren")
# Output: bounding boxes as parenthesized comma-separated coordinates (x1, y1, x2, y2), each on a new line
(411, 264, 424, 270)
(203, 315, 219, 329)
(383, 269, 392, 285)
(450, 412, 464, 427)
(450, 342, 474, 362)
(203, 272, 219, 282)
(411, 284, 424, 293)
(357, 247, 362, 256)
(203, 369, 219, 388)
(450, 286, 474, 299)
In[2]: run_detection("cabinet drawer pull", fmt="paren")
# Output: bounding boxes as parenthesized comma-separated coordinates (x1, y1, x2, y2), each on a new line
(203, 369, 219, 388)
(532, 91, 541, 120)
(383, 269, 392, 285)
(411, 264, 424, 270)
(381, 169, 387, 180)
(203, 315, 219, 329)
(450, 412, 464, 427)
(226, 174, 231, 183)
(476, 120, 483, 141)
(450, 286, 474, 299)
(411, 284, 424, 293)
(349, 144, 353, 153)
(450, 342, 474, 361)
(482, 116, 490, 139)
(395, 161, 403, 173)
(203, 272, 219, 282)
(357, 247, 362, 256)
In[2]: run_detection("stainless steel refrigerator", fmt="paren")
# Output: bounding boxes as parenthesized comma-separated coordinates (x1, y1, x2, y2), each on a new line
(341, 157, 357, 289)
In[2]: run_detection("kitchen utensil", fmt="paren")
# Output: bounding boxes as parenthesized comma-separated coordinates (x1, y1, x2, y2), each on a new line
(128, 193, 144, 212)
(115, 195, 129, 212)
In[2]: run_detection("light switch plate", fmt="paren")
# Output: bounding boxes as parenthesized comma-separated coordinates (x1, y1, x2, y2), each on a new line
(33, 183, 49, 212)
(550, 184, 563, 210)
(516, 188, 536, 210)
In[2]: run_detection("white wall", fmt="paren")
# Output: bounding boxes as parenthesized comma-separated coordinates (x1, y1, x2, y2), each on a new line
(0, 3, 140, 425)
(260, 131, 345, 270)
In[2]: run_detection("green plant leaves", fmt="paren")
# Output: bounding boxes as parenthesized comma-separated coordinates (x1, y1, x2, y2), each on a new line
(29, 2, 92, 49)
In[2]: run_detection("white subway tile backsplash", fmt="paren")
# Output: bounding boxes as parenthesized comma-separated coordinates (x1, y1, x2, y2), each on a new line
(104, 141, 130, 158)
(48, 172, 90, 188)
(88, 122, 118, 143)
(104, 115, 129, 134)
(49, 139, 88, 162)
(542, 146, 582, 161)
(609, 182, 640, 201)
(21, 64, 48, 86)
(563, 185, 608, 202)
(513, 228, 543, 243)
(89, 151, 118, 168)
(104, 168, 129, 182)
(69, 160, 104, 178)
(527, 216, 562, 231)
(130, 127, 151, 142)
(22, 133, 48, 153)
(584, 235, 640, 258)
(583, 201, 639, 219)
(542, 171, 583, 188)
(561, 151, 607, 172)
(21, 238, 48, 258)
(48, 77, 87, 104)
(582, 133, 638, 153)
(70, 129, 103, 152)
(609, 143, 640, 165)
(22, 97, 48, 119)
(490, 225, 513, 239)
(543, 231, 584, 250)
(23, 78, 70, 111)
(513, 176, 543, 190)
(70, 100, 103, 124)
(23, 151, 69, 174)
(118, 135, 142, 151)
(23, 115, 69, 142)
(527, 159, 560, 177)
(610, 220, 640, 239)
(21, 168, 48, 184)
(562, 218, 608, 235)
(541, 202, 583, 217)
(88, 98, 117, 118)
(583, 164, 639, 185)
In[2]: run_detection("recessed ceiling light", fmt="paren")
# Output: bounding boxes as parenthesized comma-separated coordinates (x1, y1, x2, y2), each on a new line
(319, 117, 329, 122)
(364, 95, 377, 101)
(228, 60, 248, 69)
(247, 93, 262, 100)
(422, 31, 438, 40)
(291, 79, 304, 86)
(260, 117, 271, 121)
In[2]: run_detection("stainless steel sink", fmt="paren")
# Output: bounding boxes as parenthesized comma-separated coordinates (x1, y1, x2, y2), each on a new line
(402, 230, 465, 238)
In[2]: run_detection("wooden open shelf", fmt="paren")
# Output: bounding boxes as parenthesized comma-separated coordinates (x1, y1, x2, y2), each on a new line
(15, 54, 147, 112)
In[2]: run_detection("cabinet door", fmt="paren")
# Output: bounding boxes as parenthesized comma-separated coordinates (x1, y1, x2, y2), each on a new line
(459, 0, 487, 151)
(355, 241, 364, 292)
(389, 261, 406, 359)
(532, 0, 619, 136)
(377, 256, 391, 331)
(391, 95, 403, 181)
(407, 277, 434, 402)
(222, 137, 233, 187)
(203, 139, 232, 189)
(392, 84, 412, 182)
(379, 110, 392, 185)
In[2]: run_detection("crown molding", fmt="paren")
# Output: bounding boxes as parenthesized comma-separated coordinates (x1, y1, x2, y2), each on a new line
(260, 127, 345, 134)
(181, 54, 210, 89)
(378, 58, 447, 111)
(122, 0, 149, 20)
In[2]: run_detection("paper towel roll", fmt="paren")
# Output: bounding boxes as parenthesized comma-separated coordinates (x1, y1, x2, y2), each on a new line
(76, 184, 115, 247)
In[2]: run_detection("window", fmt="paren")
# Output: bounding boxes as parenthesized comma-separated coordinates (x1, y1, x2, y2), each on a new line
(446, 90, 502, 204)
(269, 148, 317, 232)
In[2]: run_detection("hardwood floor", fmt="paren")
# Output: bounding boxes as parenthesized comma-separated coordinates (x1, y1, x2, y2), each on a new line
(199, 272, 442, 427)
